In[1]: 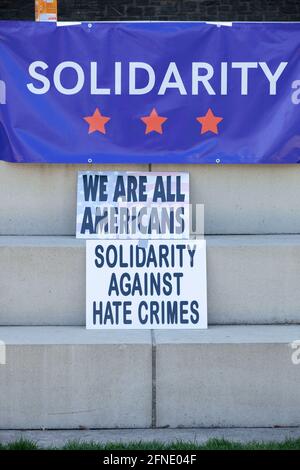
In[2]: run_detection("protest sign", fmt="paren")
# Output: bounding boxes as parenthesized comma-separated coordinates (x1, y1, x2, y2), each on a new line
(86, 239, 207, 329)
(77, 171, 189, 239)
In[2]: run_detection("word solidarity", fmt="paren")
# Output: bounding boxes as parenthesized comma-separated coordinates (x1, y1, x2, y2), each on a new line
(94, 243, 196, 268)
(27, 61, 286, 96)
(86, 240, 207, 329)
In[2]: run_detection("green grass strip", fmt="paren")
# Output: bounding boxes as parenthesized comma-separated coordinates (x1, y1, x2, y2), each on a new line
(1, 437, 300, 450)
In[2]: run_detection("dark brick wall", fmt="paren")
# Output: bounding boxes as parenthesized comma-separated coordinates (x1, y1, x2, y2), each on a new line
(0, 0, 299, 22)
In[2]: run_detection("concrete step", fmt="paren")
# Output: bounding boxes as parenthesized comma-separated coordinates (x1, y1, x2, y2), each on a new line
(0, 327, 152, 429)
(1, 235, 300, 325)
(1, 162, 300, 235)
(0, 162, 148, 236)
(155, 164, 300, 234)
(0, 325, 299, 428)
(155, 325, 300, 427)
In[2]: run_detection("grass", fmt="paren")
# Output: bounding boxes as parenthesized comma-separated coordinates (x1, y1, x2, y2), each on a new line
(1, 438, 300, 450)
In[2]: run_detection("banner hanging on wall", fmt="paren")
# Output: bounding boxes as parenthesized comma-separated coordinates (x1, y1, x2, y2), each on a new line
(1, 21, 300, 164)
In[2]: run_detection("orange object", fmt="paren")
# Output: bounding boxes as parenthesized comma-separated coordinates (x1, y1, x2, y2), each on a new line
(141, 108, 168, 135)
(35, 0, 57, 22)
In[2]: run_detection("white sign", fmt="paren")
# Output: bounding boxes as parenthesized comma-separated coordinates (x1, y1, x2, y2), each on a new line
(86, 240, 207, 329)
(77, 171, 189, 239)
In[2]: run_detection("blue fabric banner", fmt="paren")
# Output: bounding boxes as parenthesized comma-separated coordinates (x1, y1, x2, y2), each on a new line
(0, 21, 300, 164)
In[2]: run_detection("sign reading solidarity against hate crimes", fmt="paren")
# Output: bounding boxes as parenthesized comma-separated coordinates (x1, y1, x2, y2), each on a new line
(77, 171, 189, 239)
(1, 21, 300, 164)
(86, 240, 207, 329)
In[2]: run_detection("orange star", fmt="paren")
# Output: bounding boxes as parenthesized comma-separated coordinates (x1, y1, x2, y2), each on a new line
(141, 108, 167, 134)
(196, 108, 223, 134)
(84, 108, 110, 134)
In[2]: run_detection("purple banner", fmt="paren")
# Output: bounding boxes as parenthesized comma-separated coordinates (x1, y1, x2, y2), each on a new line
(0, 21, 299, 163)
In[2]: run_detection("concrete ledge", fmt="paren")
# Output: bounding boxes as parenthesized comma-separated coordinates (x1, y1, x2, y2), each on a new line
(0, 236, 85, 325)
(0, 327, 152, 429)
(0, 326, 300, 429)
(207, 234, 300, 324)
(1, 235, 300, 325)
(2, 162, 300, 235)
(0, 162, 148, 236)
(153, 164, 300, 234)
(155, 325, 300, 428)
(2, 163, 300, 235)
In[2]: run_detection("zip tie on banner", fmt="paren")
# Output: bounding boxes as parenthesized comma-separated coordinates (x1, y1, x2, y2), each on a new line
(206, 22, 233, 27)
(56, 22, 82, 27)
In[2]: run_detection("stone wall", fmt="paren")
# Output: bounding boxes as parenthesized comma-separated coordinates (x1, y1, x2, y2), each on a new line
(0, 0, 299, 22)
